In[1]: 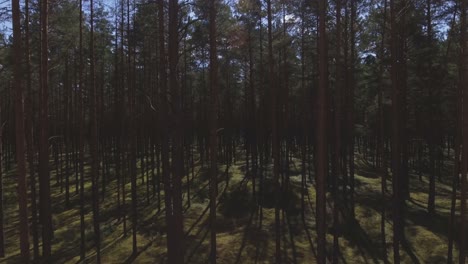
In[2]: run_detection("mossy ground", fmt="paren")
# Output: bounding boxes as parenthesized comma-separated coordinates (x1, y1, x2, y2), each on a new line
(0, 150, 463, 263)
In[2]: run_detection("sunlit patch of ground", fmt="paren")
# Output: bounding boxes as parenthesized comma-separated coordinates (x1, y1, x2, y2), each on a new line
(0, 150, 464, 263)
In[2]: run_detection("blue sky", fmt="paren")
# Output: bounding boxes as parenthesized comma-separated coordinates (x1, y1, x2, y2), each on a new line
(0, 0, 11, 33)
(0, 0, 116, 35)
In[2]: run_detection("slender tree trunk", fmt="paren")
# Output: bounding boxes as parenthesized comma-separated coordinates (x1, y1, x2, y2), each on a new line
(209, 0, 219, 262)
(377, 0, 388, 260)
(266, 0, 281, 262)
(300, 6, 307, 220)
(12, 0, 31, 259)
(127, 0, 138, 255)
(460, 1, 468, 263)
(78, 0, 86, 259)
(348, 0, 356, 219)
(427, 0, 436, 213)
(119, 0, 127, 236)
(24, 0, 39, 257)
(448, 46, 462, 263)
(333, 1, 343, 262)
(39, 0, 53, 257)
(448, 3, 462, 262)
(89, 0, 101, 261)
(390, 0, 401, 262)
(158, 1, 175, 262)
(428, 144, 436, 215)
(64, 58, 71, 208)
(169, 0, 184, 262)
(317, 0, 328, 263)
(0, 100, 3, 258)
(248, 24, 257, 201)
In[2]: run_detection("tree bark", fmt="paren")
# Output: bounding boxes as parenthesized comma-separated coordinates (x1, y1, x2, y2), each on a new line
(460, 1, 468, 263)
(377, 0, 388, 260)
(39, 0, 53, 257)
(89, 0, 101, 261)
(317, 0, 329, 263)
(390, 0, 402, 262)
(209, 0, 219, 262)
(333, 0, 343, 262)
(168, 0, 184, 262)
(0, 97, 3, 258)
(266, 0, 281, 262)
(12, 0, 31, 259)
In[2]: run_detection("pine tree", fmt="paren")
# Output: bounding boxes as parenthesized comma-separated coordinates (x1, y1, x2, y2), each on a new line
(12, 0, 31, 259)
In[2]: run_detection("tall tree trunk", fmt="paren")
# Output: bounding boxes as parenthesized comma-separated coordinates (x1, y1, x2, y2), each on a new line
(426, 0, 436, 216)
(377, 0, 388, 260)
(24, 0, 39, 257)
(12, 0, 31, 259)
(266, 0, 281, 262)
(119, 0, 127, 236)
(89, 0, 101, 261)
(460, 1, 468, 263)
(348, 0, 356, 219)
(300, 5, 307, 220)
(209, 0, 219, 262)
(248, 21, 257, 202)
(158, 0, 175, 262)
(317, 0, 329, 263)
(168, 0, 184, 262)
(448, 3, 461, 263)
(448, 33, 462, 262)
(64, 58, 71, 208)
(333, 0, 343, 262)
(78, 0, 86, 260)
(127, 0, 138, 255)
(39, 0, 53, 257)
(0, 98, 3, 258)
(78, 0, 86, 259)
(390, 0, 402, 262)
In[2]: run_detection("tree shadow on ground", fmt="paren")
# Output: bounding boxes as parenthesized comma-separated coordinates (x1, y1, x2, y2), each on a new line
(340, 217, 382, 264)
(234, 207, 257, 264)
(123, 240, 153, 264)
(401, 238, 421, 264)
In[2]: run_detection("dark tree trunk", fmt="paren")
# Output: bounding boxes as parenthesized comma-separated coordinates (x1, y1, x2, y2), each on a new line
(348, 0, 356, 219)
(333, 0, 343, 261)
(317, 0, 329, 263)
(377, 0, 388, 260)
(266, 0, 281, 262)
(460, 1, 468, 263)
(169, 0, 184, 262)
(448, 4, 462, 262)
(24, 0, 39, 257)
(39, 0, 53, 257)
(158, 0, 175, 262)
(448, 35, 462, 263)
(0, 98, 3, 258)
(127, 0, 138, 255)
(390, 0, 403, 262)
(12, 0, 31, 259)
(78, 0, 86, 259)
(89, 0, 101, 261)
(209, 0, 219, 262)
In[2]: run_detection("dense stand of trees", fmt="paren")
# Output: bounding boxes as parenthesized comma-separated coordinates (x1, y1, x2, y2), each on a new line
(0, 0, 467, 263)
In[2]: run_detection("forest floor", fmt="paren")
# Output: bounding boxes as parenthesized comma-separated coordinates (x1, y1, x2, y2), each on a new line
(0, 149, 462, 263)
